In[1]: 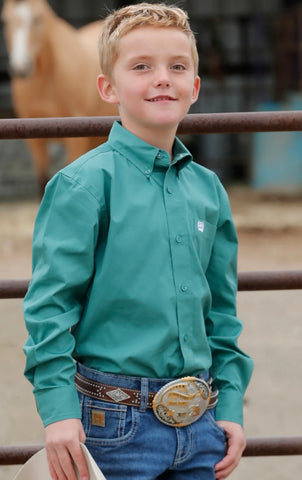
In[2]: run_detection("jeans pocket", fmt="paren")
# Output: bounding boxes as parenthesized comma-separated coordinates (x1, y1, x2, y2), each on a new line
(204, 410, 227, 441)
(80, 394, 139, 447)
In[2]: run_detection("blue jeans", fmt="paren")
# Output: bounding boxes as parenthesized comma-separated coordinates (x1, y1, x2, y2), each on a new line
(77, 363, 226, 480)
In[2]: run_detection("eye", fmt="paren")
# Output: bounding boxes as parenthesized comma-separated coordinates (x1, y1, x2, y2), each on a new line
(133, 64, 149, 71)
(171, 64, 186, 71)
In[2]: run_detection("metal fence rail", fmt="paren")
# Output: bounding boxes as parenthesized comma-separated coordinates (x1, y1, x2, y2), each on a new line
(1, 271, 302, 299)
(1, 113, 302, 468)
(1, 436, 302, 465)
(2, 111, 302, 139)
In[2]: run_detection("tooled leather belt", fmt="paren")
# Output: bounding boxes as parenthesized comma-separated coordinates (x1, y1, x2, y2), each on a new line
(74, 371, 218, 411)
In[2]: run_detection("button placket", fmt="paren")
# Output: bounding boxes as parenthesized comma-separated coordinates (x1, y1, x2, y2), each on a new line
(163, 165, 193, 360)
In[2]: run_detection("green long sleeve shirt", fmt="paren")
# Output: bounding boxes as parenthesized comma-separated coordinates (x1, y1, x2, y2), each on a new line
(23, 121, 253, 428)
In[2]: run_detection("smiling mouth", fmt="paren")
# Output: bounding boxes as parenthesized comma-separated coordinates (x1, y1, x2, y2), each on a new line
(147, 96, 176, 102)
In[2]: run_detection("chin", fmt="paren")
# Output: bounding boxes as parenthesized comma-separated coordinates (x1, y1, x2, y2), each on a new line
(151, 115, 182, 127)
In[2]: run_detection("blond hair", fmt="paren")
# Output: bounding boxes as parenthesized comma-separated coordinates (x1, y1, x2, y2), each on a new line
(98, 3, 199, 77)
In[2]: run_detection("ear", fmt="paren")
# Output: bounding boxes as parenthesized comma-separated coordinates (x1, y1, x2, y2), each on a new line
(97, 74, 119, 104)
(190, 76, 201, 105)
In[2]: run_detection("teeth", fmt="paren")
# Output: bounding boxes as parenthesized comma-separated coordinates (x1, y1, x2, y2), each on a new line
(149, 97, 172, 102)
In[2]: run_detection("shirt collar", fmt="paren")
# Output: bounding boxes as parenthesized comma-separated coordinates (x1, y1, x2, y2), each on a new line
(107, 121, 192, 177)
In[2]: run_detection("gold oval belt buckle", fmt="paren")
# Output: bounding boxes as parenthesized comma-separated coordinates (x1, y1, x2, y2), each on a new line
(152, 376, 210, 427)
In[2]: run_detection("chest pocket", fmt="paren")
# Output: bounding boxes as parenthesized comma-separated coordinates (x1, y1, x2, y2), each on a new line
(192, 219, 217, 271)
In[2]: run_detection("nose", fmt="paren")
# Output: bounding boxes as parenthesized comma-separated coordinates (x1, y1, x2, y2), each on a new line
(154, 68, 171, 87)
(155, 79, 171, 87)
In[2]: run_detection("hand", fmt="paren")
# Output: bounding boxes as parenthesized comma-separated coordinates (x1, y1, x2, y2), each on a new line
(214, 421, 246, 480)
(45, 418, 89, 480)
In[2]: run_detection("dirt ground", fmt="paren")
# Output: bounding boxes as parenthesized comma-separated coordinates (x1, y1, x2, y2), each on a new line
(0, 187, 301, 480)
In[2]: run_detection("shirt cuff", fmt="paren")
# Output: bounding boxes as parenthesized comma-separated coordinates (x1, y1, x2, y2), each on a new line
(35, 385, 81, 427)
(214, 388, 244, 426)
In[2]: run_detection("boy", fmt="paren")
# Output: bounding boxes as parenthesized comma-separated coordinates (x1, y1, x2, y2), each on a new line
(23, 3, 253, 480)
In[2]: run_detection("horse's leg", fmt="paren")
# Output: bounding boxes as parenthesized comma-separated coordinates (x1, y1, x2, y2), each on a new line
(26, 138, 50, 197)
(64, 137, 87, 163)
(64, 137, 107, 163)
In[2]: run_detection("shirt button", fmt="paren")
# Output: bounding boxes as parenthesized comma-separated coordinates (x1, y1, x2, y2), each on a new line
(184, 335, 188, 343)
(167, 187, 173, 194)
(180, 284, 188, 292)
(145, 168, 152, 175)
(175, 235, 182, 243)
(157, 152, 161, 158)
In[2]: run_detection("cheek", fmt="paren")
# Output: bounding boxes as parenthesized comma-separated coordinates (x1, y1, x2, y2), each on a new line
(182, 86, 196, 103)
(121, 86, 141, 103)
(184, 84, 198, 105)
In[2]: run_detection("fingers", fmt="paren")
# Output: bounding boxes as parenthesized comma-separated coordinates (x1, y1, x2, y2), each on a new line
(214, 421, 246, 480)
(45, 419, 89, 480)
(71, 441, 89, 480)
(214, 444, 241, 479)
(47, 440, 89, 480)
(47, 445, 76, 480)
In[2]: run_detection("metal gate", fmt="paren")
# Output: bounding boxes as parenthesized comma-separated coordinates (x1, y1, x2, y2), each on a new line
(0, 112, 302, 467)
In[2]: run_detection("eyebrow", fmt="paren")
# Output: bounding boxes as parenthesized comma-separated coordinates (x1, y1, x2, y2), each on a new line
(126, 54, 192, 63)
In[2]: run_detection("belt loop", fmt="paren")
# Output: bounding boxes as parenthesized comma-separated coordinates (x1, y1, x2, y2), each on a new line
(139, 378, 149, 412)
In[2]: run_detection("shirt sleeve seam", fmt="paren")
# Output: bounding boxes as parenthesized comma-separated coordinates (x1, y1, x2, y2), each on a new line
(59, 171, 102, 206)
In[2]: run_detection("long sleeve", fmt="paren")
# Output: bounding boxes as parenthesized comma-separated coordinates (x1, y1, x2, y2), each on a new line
(205, 180, 254, 426)
(23, 172, 101, 427)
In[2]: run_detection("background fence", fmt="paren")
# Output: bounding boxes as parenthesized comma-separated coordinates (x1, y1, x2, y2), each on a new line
(0, 112, 302, 472)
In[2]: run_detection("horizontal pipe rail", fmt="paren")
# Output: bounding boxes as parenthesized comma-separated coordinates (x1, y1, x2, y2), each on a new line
(1, 437, 302, 465)
(0, 279, 29, 299)
(0, 445, 42, 466)
(0, 271, 301, 299)
(237, 270, 302, 291)
(243, 437, 302, 457)
(2, 111, 302, 139)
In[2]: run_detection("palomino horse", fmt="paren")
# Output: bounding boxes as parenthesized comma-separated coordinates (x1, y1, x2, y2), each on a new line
(1, 0, 117, 195)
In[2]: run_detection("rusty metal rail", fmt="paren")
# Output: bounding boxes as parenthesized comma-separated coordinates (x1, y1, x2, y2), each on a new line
(2, 111, 302, 139)
(1, 436, 302, 465)
(1, 270, 302, 299)
(237, 270, 302, 291)
(0, 279, 29, 299)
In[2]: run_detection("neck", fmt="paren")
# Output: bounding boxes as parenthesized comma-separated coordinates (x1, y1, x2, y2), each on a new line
(35, 9, 75, 76)
(121, 122, 177, 158)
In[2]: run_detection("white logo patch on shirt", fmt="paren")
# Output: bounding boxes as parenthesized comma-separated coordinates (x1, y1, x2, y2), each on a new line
(197, 221, 205, 233)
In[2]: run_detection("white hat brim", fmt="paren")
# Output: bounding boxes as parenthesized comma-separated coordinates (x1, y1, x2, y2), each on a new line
(13, 443, 106, 480)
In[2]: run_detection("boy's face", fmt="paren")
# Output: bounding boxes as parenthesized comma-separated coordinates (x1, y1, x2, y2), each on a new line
(98, 26, 200, 143)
